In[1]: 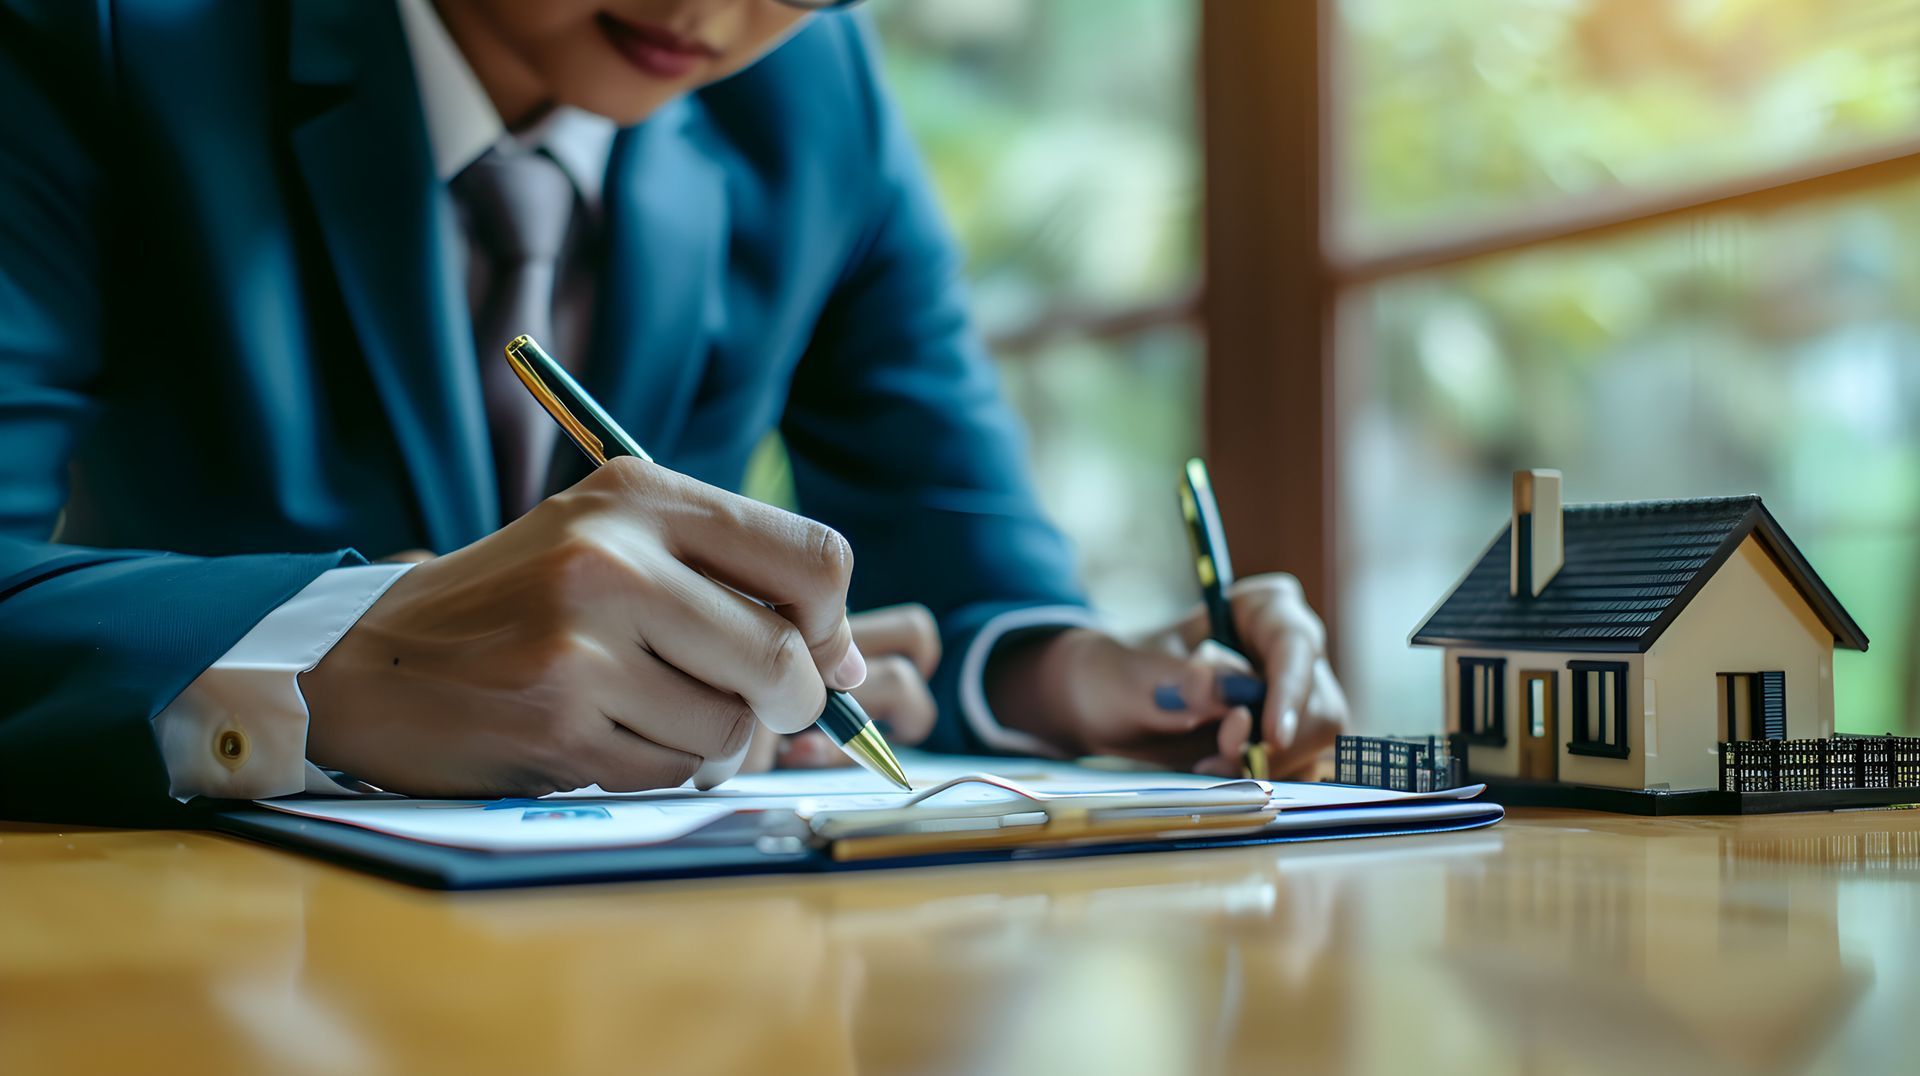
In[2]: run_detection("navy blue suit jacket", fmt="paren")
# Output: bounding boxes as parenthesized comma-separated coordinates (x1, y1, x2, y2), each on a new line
(0, 1, 1084, 824)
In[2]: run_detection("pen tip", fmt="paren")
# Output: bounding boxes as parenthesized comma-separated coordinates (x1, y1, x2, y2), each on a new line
(846, 723, 913, 791)
(876, 753, 913, 793)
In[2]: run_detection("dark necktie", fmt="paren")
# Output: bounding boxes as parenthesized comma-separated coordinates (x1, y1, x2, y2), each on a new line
(451, 149, 576, 521)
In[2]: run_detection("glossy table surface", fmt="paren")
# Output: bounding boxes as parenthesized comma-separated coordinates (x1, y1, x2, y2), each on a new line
(4, 807, 1918, 1075)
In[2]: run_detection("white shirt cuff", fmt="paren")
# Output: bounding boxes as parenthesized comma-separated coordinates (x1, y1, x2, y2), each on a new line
(958, 604, 1098, 758)
(151, 564, 413, 801)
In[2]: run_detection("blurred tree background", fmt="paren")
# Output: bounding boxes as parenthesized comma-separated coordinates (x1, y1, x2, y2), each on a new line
(1340, 0, 1920, 249)
(754, 0, 1917, 736)
(873, 0, 1203, 631)
(749, 0, 1205, 632)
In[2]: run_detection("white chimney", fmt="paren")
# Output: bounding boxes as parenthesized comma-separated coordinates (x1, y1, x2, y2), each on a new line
(1511, 469, 1563, 598)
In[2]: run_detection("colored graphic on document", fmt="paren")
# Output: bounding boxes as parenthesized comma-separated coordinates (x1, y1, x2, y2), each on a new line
(519, 805, 614, 823)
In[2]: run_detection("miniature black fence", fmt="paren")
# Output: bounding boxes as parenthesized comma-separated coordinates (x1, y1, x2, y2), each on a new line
(1334, 735, 1462, 793)
(1719, 735, 1920, 793)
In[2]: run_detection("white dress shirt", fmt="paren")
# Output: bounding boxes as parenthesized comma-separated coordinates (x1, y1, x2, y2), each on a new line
(150, 0, 1084, 801)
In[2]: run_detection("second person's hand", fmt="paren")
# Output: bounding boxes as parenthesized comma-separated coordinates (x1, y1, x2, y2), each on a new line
(300, 457, 868, 798)
(982, 573, 1349, 779)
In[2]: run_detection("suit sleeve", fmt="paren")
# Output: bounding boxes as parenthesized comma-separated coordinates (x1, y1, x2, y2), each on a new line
(780, 17, 1089, 756)
(0, 3, 361, 825)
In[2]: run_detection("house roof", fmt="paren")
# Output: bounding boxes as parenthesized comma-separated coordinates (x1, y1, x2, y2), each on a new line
(1409, 495, 1869, 654)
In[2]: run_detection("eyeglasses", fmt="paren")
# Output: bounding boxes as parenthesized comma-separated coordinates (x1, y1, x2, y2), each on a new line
(774, 0, 866, 10)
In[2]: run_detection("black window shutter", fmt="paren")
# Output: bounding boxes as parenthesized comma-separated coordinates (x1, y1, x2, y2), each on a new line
(1758, 672, 1786, 741)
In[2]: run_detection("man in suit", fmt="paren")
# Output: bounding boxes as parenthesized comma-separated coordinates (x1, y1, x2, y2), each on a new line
(0, 0, 1347, 825)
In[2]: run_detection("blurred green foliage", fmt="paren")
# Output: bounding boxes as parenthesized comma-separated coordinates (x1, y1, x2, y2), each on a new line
(1340, 0, 1920, 248)
(871, 0, 1197, 327)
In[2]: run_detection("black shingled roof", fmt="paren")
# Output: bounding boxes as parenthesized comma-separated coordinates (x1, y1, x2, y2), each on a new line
(1410, 495, 1869, 653)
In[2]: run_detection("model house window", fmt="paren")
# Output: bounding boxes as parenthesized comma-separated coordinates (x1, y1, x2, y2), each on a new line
(1458, 657, 1505, 744)
(1568, 662, 1629, 758)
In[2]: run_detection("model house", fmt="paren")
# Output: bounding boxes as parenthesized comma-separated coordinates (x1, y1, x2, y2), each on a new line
(1410, 470, 1869, 794)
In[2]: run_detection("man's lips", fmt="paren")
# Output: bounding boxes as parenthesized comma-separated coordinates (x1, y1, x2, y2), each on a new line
(595, 12, 720, 80)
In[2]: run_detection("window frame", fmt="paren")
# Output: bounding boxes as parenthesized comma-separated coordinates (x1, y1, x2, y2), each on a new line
(1568, 660, 1631, 759)
(1456, 656, 1507, 747)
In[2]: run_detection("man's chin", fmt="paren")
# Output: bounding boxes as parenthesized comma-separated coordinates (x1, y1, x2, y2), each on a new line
(566, 83, 685, 127)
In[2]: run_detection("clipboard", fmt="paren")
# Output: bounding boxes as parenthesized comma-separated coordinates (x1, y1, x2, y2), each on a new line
(803, 774, 1279, 860)
(210, 770, 1503, 891)
(213, 807, 821, 890)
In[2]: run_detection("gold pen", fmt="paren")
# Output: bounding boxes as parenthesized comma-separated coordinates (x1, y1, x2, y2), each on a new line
(503, 334, 912, 791)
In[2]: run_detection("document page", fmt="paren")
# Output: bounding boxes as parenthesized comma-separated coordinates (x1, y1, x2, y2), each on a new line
(253, 797, 737, 853)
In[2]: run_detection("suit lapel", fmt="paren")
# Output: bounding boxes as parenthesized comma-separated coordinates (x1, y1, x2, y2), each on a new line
(287, 0, 495, 549)
(580, 100, 729, 466)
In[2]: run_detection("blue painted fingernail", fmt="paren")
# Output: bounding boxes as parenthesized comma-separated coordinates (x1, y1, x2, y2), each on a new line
(1153, 682, 1186, 711)
(1219, 673, 1267, 711)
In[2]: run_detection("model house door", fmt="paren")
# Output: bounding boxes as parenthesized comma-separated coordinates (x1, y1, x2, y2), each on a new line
(1520, 671, 1557, 780)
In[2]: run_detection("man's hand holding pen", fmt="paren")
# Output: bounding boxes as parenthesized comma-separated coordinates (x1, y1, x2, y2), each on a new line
(300, 457, 869, 798)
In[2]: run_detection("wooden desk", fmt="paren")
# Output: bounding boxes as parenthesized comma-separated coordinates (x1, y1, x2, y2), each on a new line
(4, 809, 1917, 1074)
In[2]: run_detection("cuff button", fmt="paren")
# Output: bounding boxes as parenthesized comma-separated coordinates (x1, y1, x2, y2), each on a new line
(214, 728, 251, 771)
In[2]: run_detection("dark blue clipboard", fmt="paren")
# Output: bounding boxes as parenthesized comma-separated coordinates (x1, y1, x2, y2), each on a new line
(212, 802, 1504, 891)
